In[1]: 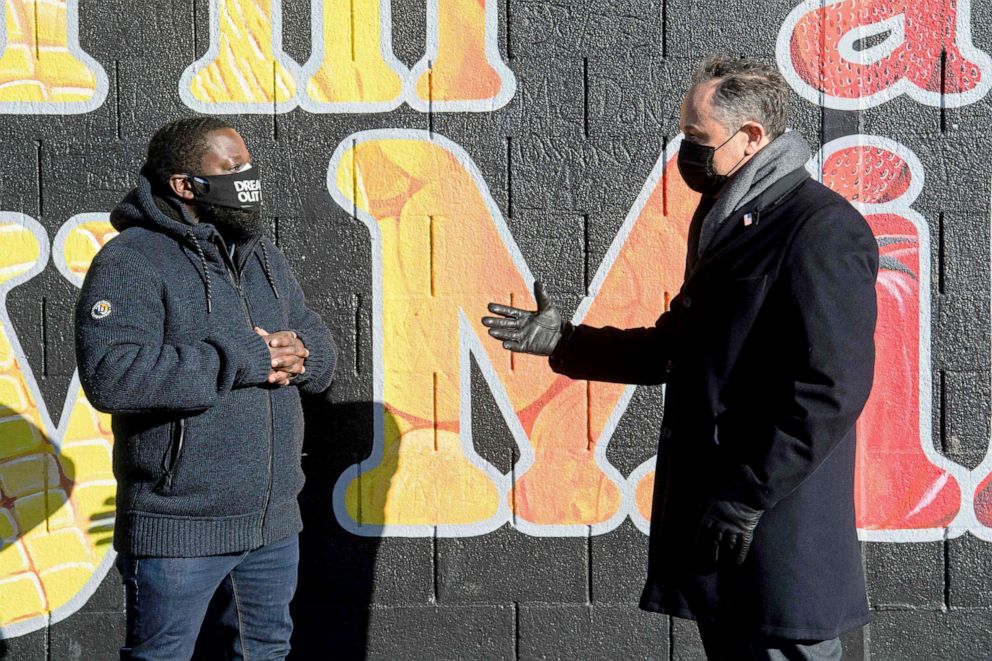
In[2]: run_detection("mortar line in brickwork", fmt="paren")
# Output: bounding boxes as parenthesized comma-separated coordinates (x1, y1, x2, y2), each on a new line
(35, 140, 43, 218)
(114, 61, 122, 141)
(940, 50, 948, 135)
(431, 527, 439, 604)
(939, 370, 948, 454)
(586, 525, 593, 604)
(433, 372, 440, 451)
(353, 293, 362, 375)
(428, 62, 435, 137)
(510, 443, 518, 527)
(660, 0, 668, 58)
(582, 58, 590, 139)
(44, 430, 52, 532)
(351, 139, 358, 219)
(668, 615, 675, 660)
(943, 533, 951, 612)
(505, 0, 513, 60)
(191, 0, 198, 59)
(41, 296, 48, 377)
(429, 215, 437, 297)
(586, 381, 593, 452)
(33, 0, 40, 59)
(513, 601, 520, 659)
(506, 137, 514, 219)
(661, 136, 669, 217)
(818, 106, 825, 151)
(582, 213, 590, 291)
(938, 212, 946, 295)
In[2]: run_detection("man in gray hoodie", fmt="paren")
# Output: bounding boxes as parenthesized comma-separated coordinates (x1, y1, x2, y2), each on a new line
(75, 117, 337, 660)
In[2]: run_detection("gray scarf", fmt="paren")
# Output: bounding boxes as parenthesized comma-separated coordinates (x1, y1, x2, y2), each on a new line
(697, 130, 812, 256)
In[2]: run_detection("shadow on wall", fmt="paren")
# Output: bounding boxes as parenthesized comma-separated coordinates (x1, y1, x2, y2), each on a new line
(291, 399, 395, 658)
(190, 396, 394, 659)
(0, 417, 95, 652)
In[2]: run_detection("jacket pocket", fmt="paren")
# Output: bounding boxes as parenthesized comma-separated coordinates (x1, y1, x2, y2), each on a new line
(158, 419, 185, 492)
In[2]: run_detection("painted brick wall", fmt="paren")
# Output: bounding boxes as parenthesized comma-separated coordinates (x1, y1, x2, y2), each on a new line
(0, 1, 991, 659)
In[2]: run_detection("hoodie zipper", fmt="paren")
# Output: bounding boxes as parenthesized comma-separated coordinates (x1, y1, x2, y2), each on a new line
(218, 239, 274, 547)
(163, 419, 185, 490)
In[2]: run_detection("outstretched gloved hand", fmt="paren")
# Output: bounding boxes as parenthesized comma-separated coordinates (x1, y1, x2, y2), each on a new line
(482, 281, 564, 356)
(695, 500, 764, 567)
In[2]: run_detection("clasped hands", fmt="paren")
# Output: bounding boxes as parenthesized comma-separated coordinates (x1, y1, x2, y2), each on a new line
(254, 327, 309, 386)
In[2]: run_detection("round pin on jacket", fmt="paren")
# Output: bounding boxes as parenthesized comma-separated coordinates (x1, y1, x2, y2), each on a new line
(91, 300, 112, 319)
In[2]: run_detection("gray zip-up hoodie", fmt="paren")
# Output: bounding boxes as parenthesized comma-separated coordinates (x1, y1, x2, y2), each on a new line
(75, 171, 337, 557)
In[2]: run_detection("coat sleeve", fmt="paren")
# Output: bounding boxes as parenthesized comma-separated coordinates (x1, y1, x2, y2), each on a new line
(266, 243, 338, 395)
(75, 245, 274, 414)
(548, 311, 675, 385)
(727, 206, 879, 510)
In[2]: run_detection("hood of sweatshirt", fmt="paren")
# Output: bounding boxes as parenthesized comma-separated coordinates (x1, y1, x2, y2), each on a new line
(110, 167, 279, 313)
(110, 167, 222, 241)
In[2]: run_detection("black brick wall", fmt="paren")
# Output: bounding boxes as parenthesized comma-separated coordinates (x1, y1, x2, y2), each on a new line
(1, 1, 991, 659)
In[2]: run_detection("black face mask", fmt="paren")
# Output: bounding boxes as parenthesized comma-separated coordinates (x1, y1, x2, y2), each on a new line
(187, 164, 262, 211)
(677, 130, 745, 196)
(199, 204, 267, 243)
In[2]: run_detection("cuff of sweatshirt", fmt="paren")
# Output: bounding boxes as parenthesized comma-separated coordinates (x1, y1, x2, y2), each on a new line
(206, 328, 273, 389)
(294, 328, 337, 392)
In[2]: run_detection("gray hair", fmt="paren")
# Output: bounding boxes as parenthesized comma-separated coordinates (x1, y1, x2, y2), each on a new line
(691, 56, 790, 139)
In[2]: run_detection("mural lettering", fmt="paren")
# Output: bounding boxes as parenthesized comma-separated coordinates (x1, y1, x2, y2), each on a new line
(777, 0, 992, 109)
(969, 207, 992, 541)
(0, 0, 108, 113)
(2, 133, 988, 633)
(181, 0, 515, 114)
(325, 130, 969, 539)
(813, 136, 969, 539)
(0, 214, 116, 636)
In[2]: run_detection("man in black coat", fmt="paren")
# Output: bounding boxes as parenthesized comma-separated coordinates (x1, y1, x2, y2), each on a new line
(483, 56, 878, 660)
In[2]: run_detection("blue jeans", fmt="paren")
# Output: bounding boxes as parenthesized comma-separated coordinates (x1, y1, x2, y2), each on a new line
(117, 533, 299, 661)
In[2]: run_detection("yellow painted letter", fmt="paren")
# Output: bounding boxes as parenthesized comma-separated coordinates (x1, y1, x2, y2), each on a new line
(180, 0, 300, 113)
(0, 214, 117, 636)
(0, 0, 107, 113)
(300, 0, 406, 112)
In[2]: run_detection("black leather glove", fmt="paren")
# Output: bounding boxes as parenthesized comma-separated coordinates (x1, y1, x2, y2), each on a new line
(482, 281, 563, 356)
(695, 500, 763, 567)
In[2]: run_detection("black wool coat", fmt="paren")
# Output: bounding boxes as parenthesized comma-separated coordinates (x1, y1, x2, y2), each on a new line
(550, 168, 879, 639)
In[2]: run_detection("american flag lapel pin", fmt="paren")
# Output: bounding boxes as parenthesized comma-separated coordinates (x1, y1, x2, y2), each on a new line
(743, 213, 754, 227)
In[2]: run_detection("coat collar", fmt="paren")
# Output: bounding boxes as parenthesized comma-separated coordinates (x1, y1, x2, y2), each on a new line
(684, 167, 810, 284)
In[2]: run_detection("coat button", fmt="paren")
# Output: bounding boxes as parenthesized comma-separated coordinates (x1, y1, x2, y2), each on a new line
(682, 296, 693, 308)
(661, 427, 673, 439)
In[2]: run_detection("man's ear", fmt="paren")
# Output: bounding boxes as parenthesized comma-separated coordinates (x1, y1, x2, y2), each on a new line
(168, 174, 196, 201)
(742, 122, 767, 155)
